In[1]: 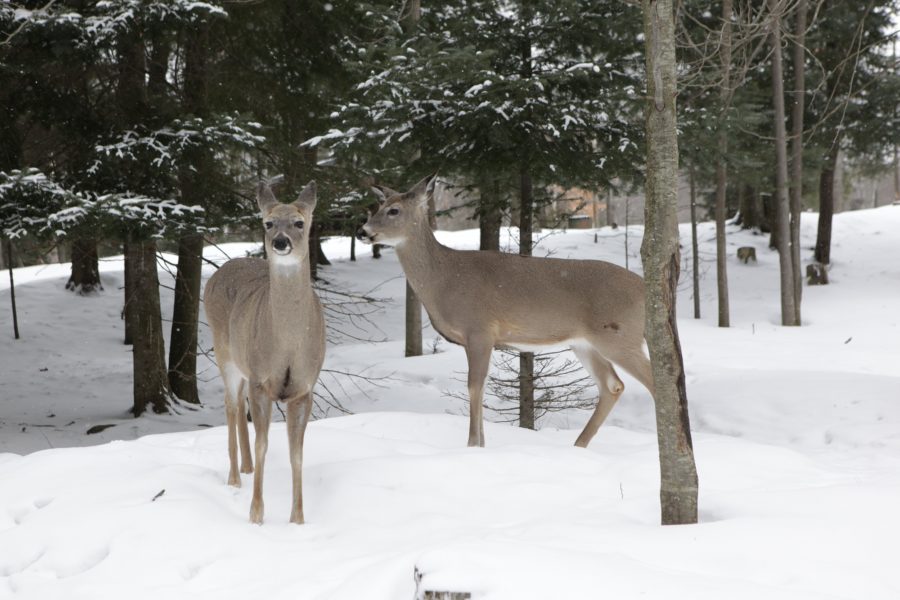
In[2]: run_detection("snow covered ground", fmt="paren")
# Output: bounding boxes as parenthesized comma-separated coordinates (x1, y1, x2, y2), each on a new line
(1, 206, 899, 599)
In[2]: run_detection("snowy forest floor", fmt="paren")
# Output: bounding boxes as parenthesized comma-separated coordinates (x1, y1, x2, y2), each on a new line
(1, 206, 899, 599)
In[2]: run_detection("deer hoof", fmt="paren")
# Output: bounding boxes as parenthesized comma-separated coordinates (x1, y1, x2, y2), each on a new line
(249, 502, 264, 525)
(240, 463, 253, 474)
(289, 511, 305, 525)
(227, 472, 241, 487)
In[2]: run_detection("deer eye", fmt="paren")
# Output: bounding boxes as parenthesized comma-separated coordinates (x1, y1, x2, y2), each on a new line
(387, 207, 400, 216)
(294, 220, 304, 229)
(264, 221, 274, 230)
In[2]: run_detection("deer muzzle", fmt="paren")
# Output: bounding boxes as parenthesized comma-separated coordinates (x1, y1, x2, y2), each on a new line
(272, 236, 292, 254)
(357, 226, 375, 243)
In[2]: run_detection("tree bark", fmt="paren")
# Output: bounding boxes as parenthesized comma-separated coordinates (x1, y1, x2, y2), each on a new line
(738, 184, 764, 230)
(789, 0, 807, 325)
(123, 237, 135, 345)
(641, 0, 699, 525)
(768, 0, 798, 326)
(403, 2, 424, 358)
(689, 166, 701, 319)
(814, 140, 840, 265)
(350, 228, 356, 261)
(7, 239, 20, 340)
(518, 168, 535, 430)
(714, 0, 733, 328)
(167, 18, 208, 403)
(129, 239, 172, 416)
(404, 280, 423, 356)
(65, 238, 102, 294)
(168, 233, 203, 404)
(479, 179, 502, 252)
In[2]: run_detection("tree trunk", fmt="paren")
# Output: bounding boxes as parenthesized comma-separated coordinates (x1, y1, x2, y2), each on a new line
(404, 280, 423, 356)
(168, 233, 203, 404)
(768, 0, 798, 326)
(518, 168, 535, 429)
(714, 0, 733, 328)
(123, 238, 135, 345)
(518, 353, 535, 430)
(315, 233, 331, 265)
(307, 223, 331, 275)
(350, 228, 356, 261)
(402, 0, 421, 34)
(65, 238, 102, 294)
(7, 239, 20, 340)
(641, 0, 699, 525)
(789, 0, 807, 325)
(402, 2, 424, 357)
(479, 179, 502, 252)
(129, 239, 172, 416)
(738, 184, 764, 230)
(689, 166, 701, 319)
(167, 17, 208, 404)
(814, 140, 840, 265)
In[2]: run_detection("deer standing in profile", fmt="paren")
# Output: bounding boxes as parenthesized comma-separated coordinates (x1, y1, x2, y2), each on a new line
(204, 181, 326, 524)
(359, 175, 654, 448)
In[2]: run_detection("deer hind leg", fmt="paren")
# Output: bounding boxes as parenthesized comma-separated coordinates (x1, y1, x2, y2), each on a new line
(221, 363, 243, 487)
(601, 339, 656, 399)
(248, 382, 273, 525)
(571, 346, 625, 448)
(464, 337, 492, 448)
(285, 393, 313, 524)
(236, 380, 253, 474)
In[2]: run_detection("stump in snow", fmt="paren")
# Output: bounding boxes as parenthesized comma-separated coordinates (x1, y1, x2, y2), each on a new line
(414, 566, 471, 600)
(737, 246, 757, 264)
(806, 262, 829, 285)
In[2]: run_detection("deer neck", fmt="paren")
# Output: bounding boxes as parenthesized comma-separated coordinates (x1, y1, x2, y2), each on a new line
(393, 217, 449, 303)
(267, 256, 314, 333)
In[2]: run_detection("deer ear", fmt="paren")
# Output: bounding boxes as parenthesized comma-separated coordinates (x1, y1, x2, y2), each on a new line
(408, 173, 437, 208)
(294, 180, 317, 212)
(257, 182, 278, 213)
(371, 184, 399, 204)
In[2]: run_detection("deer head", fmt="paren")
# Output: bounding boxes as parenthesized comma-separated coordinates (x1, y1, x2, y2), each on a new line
(257, 180, 317, 266)
(358, 174, 435, 247)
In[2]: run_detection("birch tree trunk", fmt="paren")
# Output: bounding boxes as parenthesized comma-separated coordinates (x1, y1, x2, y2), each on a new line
(641, 0, 699, 525)
(789, 0, 807, 324)
(714, 0, 733, 328)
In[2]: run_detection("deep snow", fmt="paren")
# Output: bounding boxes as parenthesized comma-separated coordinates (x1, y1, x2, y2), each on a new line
(1, 206, 899, 599)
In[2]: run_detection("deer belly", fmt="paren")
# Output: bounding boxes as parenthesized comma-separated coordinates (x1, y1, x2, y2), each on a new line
(503, 338, 581, 353)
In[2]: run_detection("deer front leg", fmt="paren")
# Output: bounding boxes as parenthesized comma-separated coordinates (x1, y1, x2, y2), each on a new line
(237, 380, 253, 474)
(286, 393, 312, 524)
(464, 338, 492, 448)
(248, 382, 272, 525)
(221, 365, 243, 487)
(224, 399, 241, 487)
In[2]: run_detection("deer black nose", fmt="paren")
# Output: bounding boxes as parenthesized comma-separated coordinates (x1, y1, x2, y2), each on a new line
(356, 227, 370, 241)
(273, 236, 290, 252)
